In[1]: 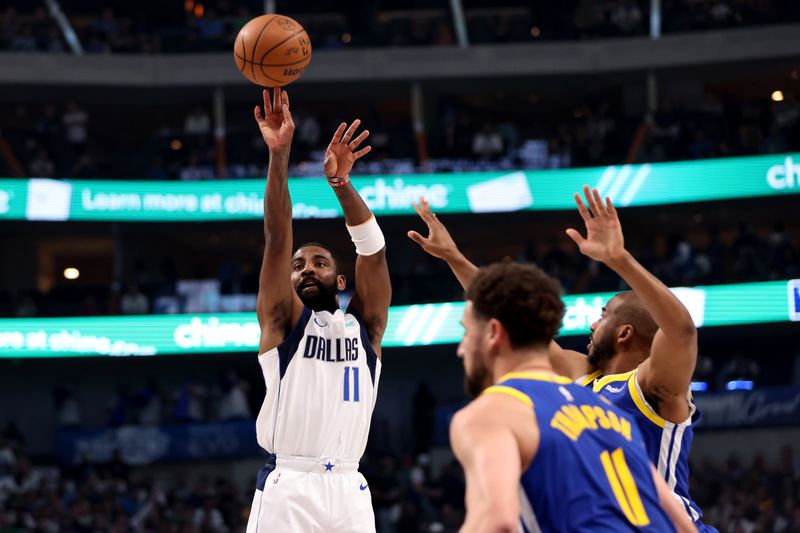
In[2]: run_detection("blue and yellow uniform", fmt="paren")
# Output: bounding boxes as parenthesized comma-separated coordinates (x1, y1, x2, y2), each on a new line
(587, 369, 715, 532)
(486, 372, 675, 533)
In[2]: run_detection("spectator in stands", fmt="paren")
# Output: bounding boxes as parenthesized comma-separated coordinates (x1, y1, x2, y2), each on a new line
(120, 284, 149, 314)
(432, 22, 456, 46)
(134, 379, 163, 425)
(194, 9, 226, 49)
(107, 386, 131, 426)
(54, 385, 82, 428)
(173, 380, 207, 422)
(370, 455, 403, 533)
(62, 101, 89, 155)
(9, 26, 36, 51)
(610, 0, 643, 34)
(92, 8, 119, 44)
(0, 6, 20, 47)
(184, 107, 211, 136)
(27, 148, 55, 178)
(217, 372, 251, 421)
(294, 109, 321, 158)
(471, 124, 504, 160)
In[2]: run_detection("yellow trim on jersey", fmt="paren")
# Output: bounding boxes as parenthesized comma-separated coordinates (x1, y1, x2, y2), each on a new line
(592, 369, 667, 428)
(591, 369, 636, 392)
(627, 371, 666, 428)
(578, 369, 604, 387)
(482, 385, 534, 408)
(499, 372, 572, 384)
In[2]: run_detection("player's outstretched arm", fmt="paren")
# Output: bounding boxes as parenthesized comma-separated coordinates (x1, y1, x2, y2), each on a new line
(407, 197, 479, 289)
(650, 464, 698, 533)
(451, 394, 532, 533)
(254, 88, 303, 354)
(323, 120, 391, 356)
(408, 198, 590, 379)
(566, 186, 698, 422)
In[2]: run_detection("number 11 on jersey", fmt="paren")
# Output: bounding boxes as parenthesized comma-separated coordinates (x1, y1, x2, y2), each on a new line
(343, 366, 360, 402)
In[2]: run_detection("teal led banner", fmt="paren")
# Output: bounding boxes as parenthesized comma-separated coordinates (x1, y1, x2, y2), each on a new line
(0, 280, 795, 358)
(0, 153, 798, 222)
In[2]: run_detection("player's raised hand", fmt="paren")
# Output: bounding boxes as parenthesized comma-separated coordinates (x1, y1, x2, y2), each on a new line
(323, 119, 371, 178)
(254, 88, 295, 152)
(407, 197, 460, 260)
(566, 185, 626, 264)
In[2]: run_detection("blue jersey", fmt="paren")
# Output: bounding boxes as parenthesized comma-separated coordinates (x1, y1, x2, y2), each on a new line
(589, 369, 711, 529)
(487, 372, 675, 533)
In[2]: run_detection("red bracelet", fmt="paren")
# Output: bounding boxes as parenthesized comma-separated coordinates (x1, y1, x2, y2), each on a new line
(327, 176, 350, 188)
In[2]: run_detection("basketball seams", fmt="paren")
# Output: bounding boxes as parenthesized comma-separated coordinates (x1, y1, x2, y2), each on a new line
(234, 53, 310, 68)
(236, 32, 246, 72)
(258, 63, 289, 85)
(259, 29, 308, 64)
(250, 15, 278, 86)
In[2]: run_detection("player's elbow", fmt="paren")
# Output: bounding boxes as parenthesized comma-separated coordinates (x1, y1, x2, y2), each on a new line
(477, 502, 518, 533)
(484, 515, 518, 533)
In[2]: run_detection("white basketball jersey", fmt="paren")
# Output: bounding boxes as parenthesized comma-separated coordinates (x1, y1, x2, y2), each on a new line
(255, 306, 382, 461)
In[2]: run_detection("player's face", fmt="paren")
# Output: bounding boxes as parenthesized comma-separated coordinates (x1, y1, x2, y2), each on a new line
(457, 301, 492, 398)
(587, 296, 622, 368)
(291, 246, 342, 311)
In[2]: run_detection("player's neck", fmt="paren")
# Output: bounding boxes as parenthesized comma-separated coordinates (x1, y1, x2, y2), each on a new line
(602, 348, 647, 376)
(493, 348, 554, 382)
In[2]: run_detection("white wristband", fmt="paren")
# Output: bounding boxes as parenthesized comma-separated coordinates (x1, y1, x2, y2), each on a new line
(347, 215, 385, 256)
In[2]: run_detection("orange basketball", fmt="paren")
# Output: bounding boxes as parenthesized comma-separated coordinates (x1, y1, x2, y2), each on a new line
(233, 14, 312, 87)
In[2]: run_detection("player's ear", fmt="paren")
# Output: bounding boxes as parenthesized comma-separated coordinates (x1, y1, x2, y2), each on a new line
(616, 324, 634, 345)
(486, 318, 503, 352)
(336, 274, 346, 291)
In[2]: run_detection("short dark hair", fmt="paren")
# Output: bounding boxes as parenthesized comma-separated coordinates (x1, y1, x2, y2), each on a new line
(611, 291, 658, 346)
(465, 262, 564, 349)
(294, 242, 340, 274)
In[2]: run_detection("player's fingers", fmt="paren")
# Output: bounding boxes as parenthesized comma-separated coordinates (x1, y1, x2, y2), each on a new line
(262, 90, 272, 115)
(592, 188, 607, 217)
(565, 228, 586, 246)
(254, 105, 263, 124)
(282, 89, 290, 109)
(407, 230, 427, 246)
(574, 193, 592, 222)
(342, 119, 361, 143)
(281, 104, 294, 127)
(414, 196, 434, 221)
(606, 196, 618, 217)
(272, 87, 281, 113)
(349, 130, 370, 150)
(353, 145, 372, 160)
(330, 122, 346, 144)
(582, 185, 598, 217)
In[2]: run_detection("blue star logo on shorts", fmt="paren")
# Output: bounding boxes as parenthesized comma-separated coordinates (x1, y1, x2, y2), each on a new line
(324, 461, 334, 472)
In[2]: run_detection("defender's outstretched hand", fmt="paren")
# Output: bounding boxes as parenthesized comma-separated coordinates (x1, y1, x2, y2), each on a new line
(254, 88, 295, 151)
(407, 197, 460, 260)
(324, 119, 371, 178)
(566, 185, 626, 265)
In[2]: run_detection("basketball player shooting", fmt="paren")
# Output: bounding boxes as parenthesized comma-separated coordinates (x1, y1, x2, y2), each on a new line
(246, 88, 391, 533)
(408, 188, 712, 530)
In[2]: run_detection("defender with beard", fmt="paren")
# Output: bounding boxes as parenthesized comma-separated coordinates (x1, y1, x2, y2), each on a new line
(450, 262, 694, 532)
(246, 88, 391, 533)
(408, 187, 711, 531)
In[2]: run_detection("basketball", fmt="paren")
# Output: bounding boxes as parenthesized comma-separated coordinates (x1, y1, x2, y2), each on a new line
(234, 14, 312, 87)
